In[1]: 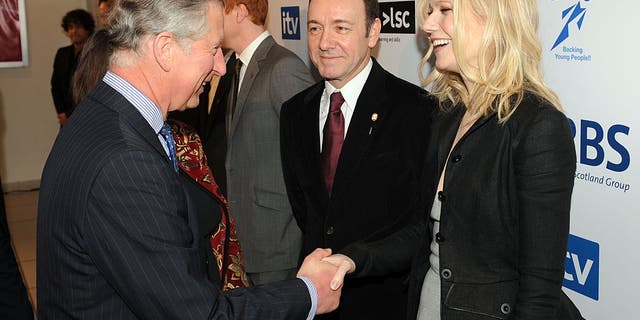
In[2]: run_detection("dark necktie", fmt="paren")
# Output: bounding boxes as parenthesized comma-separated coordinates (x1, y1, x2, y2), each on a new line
(227, 57, 243, 133)
(321, 92, 345, 194)
(160, 123, 179, 172)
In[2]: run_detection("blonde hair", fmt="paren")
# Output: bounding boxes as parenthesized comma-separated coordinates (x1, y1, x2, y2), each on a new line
(418, 0, 562, 121)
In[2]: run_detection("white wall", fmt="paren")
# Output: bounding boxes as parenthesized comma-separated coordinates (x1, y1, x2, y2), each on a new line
(0, 0, 88, 189)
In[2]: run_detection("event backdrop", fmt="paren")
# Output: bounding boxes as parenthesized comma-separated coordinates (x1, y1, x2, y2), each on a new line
(266, 0, 637, 318)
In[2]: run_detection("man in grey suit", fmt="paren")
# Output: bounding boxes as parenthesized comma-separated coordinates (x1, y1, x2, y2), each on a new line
(37, 0, 341, 318)
(221, 0, 315, 285)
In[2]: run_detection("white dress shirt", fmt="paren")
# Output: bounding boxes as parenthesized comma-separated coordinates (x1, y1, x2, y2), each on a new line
(319, 58, 373, 150)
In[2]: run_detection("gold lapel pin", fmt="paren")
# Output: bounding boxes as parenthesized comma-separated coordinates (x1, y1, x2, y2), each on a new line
(369, 113, 379, 135)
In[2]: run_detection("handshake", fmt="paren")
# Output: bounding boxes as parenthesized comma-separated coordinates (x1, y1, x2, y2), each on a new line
(296, 249, 357, 314)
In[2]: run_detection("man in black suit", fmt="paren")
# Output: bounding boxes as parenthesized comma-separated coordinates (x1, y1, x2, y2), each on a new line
(37, 0, 341, 318)
(0, 177, 34, 320)
(50, 9, 94, 126)
(280, 0, 436, 319)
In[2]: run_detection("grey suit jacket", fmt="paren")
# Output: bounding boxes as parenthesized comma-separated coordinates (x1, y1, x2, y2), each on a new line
(37, 80, 310, 319)
(226, 36, 315, 273)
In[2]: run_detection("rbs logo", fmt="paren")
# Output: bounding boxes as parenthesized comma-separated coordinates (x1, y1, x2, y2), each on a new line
(568, 118, 631, 172)
(564, 234, 599, 300)
(281, 7, 300, 40)
(379, 1, 415, 34)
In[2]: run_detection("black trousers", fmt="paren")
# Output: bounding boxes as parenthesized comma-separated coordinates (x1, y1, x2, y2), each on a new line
(0, 177, 34, 319)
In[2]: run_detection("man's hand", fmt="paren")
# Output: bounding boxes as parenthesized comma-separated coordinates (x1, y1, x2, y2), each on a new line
(297, 248, 342, 314)
(321, 254, 356, 290)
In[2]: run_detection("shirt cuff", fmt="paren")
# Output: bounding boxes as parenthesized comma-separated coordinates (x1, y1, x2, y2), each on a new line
(297, 276, 318, 320)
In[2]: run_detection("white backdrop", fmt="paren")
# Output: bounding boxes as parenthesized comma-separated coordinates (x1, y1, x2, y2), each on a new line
(266, 1, 637, 318)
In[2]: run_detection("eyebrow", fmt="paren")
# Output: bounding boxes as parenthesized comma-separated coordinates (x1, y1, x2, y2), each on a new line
(308, 19, 354, 25)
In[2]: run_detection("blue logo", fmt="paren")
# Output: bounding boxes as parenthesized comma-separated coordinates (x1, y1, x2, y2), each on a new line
(564, 234, 599, 300)
(281, 7, 300, 40)
(552, 0, 591, 50)
(568, 118, 631, 173)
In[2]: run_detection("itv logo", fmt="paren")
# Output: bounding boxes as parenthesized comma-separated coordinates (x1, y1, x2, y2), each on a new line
(281, 7, 300, 40)
(564, 234, 599, 300)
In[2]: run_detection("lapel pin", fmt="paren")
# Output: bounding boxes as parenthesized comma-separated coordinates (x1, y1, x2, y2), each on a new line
(369, 113, 379, 135)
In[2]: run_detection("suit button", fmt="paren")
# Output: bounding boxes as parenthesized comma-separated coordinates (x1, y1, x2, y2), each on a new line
(441, 268, 452, 280)
(437, 191, 446, 201)
(500, 303, 512, 315)
(326, 226, 334, 235)
(435, 232, 445, 243)
(452, 154, 462, 163)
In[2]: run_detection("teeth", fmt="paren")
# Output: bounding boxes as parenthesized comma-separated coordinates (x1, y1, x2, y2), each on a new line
(432, 39, 451, 47)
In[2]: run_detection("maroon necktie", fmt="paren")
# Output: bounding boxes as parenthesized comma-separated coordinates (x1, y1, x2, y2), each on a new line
(321, 92, 345, 194)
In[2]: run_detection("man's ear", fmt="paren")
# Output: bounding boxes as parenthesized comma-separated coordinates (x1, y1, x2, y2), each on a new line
(367, 18, 382, 48)
(236, 3, 249, 23)
(153, 31, 174, 72)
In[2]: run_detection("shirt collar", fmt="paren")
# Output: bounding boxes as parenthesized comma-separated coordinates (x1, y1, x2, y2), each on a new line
(323, 58, 373, 110)
(237, 30, 270, 65)
(103, 71, 164, 135)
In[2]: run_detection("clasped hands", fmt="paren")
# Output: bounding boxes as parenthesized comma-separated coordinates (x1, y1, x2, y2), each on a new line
(296, 249, 356, 314)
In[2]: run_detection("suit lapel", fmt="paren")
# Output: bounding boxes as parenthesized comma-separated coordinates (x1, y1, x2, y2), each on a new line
(228, 36, 275, 139)
(301, 84, 330, 204)
(330, 60, 388, 199)
(435, 104, 494, 174)
(435, 105, 463, 174)
(92, 81, 170, 163)
(205, 55, 236, 137)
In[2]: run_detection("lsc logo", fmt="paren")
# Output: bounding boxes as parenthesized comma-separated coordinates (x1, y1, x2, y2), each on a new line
(379, 1, 415, 34)
(564, 234, 599, 300)
(281, 7, 300, 40)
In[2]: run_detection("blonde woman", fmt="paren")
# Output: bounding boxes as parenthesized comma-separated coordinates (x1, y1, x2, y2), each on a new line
(327, 0, 584, 319)
(410, 0, 583, 318)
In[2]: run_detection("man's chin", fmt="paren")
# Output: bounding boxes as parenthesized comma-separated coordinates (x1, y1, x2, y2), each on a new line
(183, 99, 201, 110)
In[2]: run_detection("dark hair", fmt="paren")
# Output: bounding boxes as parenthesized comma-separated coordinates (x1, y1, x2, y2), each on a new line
(98, 0, 113, 4)
(61, 9, 95, 35)
(363, 0, 380, 35)
(72, 30, 112, 104)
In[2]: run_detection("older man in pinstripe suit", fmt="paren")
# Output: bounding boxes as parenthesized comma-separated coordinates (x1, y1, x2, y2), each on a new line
(37, 0, 343, 318)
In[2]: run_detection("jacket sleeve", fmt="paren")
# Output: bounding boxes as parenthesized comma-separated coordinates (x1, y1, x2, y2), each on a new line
(84, 150, 311, 319)
(513, 106, 576, 319)
(280, 98, 308, 233)
(269, 53, 315, 116)
(340, 92, 437, 278)
(50, 48, 68, 115)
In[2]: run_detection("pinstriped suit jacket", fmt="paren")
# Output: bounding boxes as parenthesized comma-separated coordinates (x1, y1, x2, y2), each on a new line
(37, 81, 310, 319)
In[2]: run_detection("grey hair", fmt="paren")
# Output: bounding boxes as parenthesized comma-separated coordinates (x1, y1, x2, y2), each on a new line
(107, 0, 221, 58)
